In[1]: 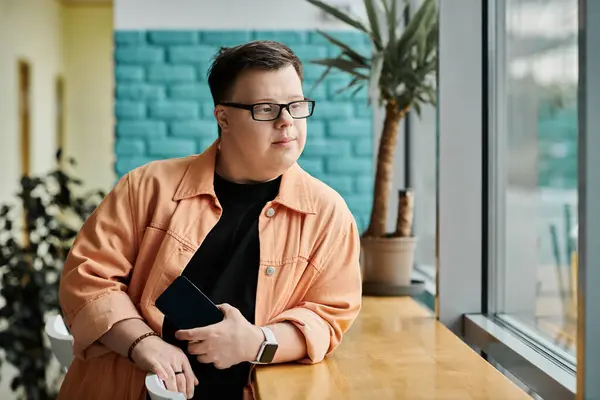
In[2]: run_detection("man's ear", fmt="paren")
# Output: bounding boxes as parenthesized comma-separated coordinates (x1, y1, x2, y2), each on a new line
(215, 107, 229, 131)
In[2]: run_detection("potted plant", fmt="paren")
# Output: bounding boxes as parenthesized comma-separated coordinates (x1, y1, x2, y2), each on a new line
(306, 0, 437, 295)
(0, 151, 105, 399)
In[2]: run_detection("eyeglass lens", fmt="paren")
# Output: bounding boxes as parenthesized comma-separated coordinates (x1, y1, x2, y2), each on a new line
(252, 101, 313, 121)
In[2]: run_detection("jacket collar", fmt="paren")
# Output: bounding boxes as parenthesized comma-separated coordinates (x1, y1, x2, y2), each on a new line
(173, 140, 316, 215)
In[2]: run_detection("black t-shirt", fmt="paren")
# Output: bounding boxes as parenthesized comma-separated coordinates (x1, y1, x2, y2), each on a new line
(161, 173, 281, 399)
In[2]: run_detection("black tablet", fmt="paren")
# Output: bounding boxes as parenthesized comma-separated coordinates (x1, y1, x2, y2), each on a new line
(155, 275, 224, 330)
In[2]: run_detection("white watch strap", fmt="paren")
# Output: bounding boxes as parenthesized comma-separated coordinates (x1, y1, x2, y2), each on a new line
(259, 326, 277, 344)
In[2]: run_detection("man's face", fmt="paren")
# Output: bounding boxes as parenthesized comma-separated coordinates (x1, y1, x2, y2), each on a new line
(214, 65, 307, 182)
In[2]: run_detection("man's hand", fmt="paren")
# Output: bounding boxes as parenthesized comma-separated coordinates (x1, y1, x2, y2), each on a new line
(174, 303, 264, 369)
(130, 335, 198, 399)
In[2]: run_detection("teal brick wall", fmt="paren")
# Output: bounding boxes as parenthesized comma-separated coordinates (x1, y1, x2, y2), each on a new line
(114, 30, 374, 232)
(537, 103, 578, 189)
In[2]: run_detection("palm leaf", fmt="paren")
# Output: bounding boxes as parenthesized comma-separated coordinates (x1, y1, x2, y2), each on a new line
(364, 0, 383, 50)
(396, 0, 435, 57)
(315, 30, 369, 67)
(412, 100, 422, 117)
(307, 0, 438, 110)
(425, 21, 438, 56)
(305, 0, 371, 35)
(311, 58, 370, 78)
(381, 0, 399, 44)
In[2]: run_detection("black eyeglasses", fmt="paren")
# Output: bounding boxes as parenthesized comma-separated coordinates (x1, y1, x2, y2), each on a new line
(218, 99, 316, 121)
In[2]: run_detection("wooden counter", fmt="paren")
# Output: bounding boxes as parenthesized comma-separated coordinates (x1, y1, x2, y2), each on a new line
(254, 297, 530, 399)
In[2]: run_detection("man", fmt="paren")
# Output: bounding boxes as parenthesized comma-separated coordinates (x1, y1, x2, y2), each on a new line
(58, 40, 362, 399)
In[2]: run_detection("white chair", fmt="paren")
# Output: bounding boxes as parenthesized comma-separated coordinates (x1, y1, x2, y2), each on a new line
(45, 314, 186, 400)
(145, 373, 187, 400)
(45, 314, 74, 372)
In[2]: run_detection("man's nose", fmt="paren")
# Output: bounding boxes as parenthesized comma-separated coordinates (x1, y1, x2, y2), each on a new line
(276, 108, 294, 126)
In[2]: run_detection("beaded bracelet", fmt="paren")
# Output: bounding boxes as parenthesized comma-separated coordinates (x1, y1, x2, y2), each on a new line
(128, 331, 160, 362)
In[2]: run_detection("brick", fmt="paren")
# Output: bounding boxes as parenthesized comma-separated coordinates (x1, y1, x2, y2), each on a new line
(344, 193, 373, 215)
(321, 176, 353, 195)
(303, 138, 351, 157)
(303, 82, 327, 101)
(148, 31, 199, 45)
(115, 66, 144, 82)
(326, 157, 372, 174)
(115, 139, 145, 156)
(199, 138, 218, 152)
(303, 64, 328, 81)
(355, 176, 373, 193)
(168, 83, 213, 100)
(117, 84, 165, 101)
(311, 102, 353, 120)
(344, 194, 374, 213)
(114, 31, 146, 45)
(115, 157, 154, 176)
(202, 103, 216, 118)
(297, 158, 324, 175)
(147, 65, 196, 83)
(355, 103, 373, 118)
(115, 101, 146, 119)
(114, 47, 164, 64)
(309, 31, 370, 46)
(355, 216, 368, 234)
(289, 45, 328, 61)
(197, 63, 212, 80)
(168, 45, 219, 64)
(354, 138, 373, 156)
(201, 31, 252, 45)
(253, 31, 308, 44)
(328, 119, 372, 137)
(322, 73, 356, 86)
(307, 121, 325, 137)
(302, 65, 344, 81)
(170, 120, 217, 138)
(148, 139, 197, 157)
(116, 121, 167, 138)
(149, 101, 199, 120)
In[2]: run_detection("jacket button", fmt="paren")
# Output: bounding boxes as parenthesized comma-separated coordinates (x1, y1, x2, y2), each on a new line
(265, 207, 275, 217)
(266, 266, 275, 276)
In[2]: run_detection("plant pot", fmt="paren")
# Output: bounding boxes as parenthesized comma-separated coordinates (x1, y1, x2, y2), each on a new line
(360, 236, 418, 295)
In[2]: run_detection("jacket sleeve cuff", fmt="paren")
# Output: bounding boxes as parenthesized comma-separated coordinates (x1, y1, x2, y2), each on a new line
(68, 291, 142, 360)
(268, 306, 332, 364)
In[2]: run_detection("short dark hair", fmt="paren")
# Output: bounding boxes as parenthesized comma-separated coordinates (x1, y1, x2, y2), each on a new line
(207, 40, 304, 136)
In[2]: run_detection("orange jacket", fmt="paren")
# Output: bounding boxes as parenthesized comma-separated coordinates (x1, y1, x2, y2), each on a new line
(57, 141, 363, 399)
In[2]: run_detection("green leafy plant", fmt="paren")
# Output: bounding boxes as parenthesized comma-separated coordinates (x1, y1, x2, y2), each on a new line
(306, 0, 438, 237)
(0, 151, 105, 400)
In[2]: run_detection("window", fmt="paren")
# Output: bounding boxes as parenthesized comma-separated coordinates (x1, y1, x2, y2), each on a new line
(489, 0, 578, 362)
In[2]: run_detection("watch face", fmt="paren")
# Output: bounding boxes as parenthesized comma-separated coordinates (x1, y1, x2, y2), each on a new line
(259, 343, 278, 363)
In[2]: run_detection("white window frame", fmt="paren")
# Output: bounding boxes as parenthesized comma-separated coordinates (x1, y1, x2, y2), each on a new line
(437, 0, 600, 397)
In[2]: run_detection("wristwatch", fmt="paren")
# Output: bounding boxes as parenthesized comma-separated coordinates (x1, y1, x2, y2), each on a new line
(251, 326, 278, 364)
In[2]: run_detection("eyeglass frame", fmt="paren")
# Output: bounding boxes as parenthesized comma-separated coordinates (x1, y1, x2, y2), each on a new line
(217, 99, 316, 121)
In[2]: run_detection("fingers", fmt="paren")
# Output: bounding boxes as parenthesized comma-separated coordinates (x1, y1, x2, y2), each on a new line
(182, 361, 196, 399)
(187, 340, 209, 356)
(196, 353, 211, 365)
(217, 303, 237, 317)
(216, 303, 232, 312)
(175, 326, 211, 341)
(175, 371, 187, 397)
(162, 365, 179, 394)
(150, 363, 169, 383)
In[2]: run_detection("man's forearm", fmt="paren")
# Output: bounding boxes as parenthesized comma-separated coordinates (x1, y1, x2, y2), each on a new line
(265, 322, 307, 364)
(98, 318, 155, 358)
